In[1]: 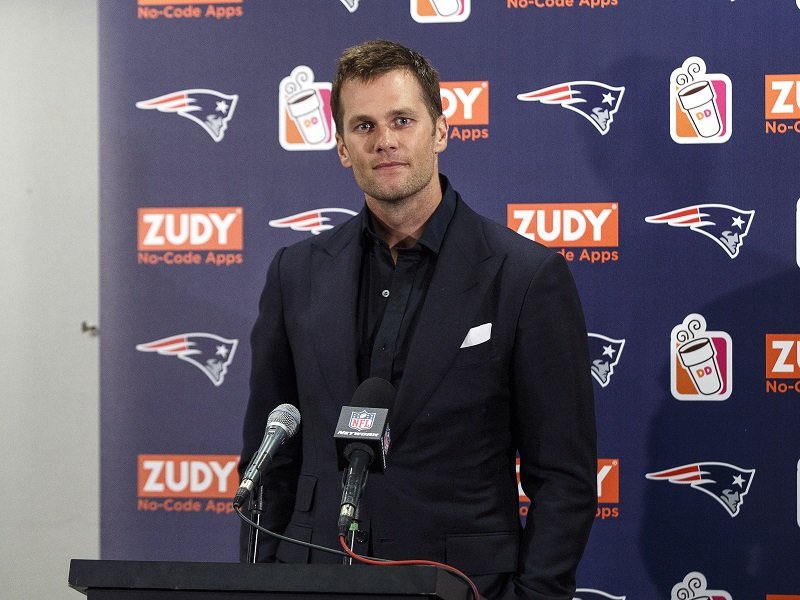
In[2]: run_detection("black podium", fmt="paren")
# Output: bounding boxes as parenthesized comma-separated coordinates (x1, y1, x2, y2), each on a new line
(68, 560, 471, 599)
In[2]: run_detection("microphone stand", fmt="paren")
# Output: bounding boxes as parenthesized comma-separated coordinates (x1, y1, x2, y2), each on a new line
(341, 504, 360, 565)
(245, 485, 267, 563)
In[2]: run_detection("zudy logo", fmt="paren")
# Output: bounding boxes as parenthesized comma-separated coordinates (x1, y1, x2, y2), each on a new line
(596, 461, 620, 505)
(279, 66, 336, 151)
(411, 0, 470, 23)
(441, 81, 489, 142)
(138, 207, 243, 251)
(508, 203, 618, 246)
(671, 313, 732, 401)
(765, 74, 800, 135)
(137, 454, 239, 515)
(765, 334, 800, 394)
(517, 458, 620, 519)
(138, 455, 239, 498)
(137, 207, 243, 267)
(508, 202, 619, 264)
(670, 56, 732, 144)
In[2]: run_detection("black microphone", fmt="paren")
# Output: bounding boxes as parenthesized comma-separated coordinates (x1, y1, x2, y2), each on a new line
(233, 403, 301, 508)
(334, 378, 395, 536)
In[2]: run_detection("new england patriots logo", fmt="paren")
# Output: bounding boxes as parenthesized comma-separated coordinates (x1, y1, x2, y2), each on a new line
(136, 89, 238, 142)
(517, 81, 625, 135)
(136, 333, 238, 387)
(574, 590, 626, 600)
(645, 204, 754, 259)
(646, 462, 755, 517)
(269, 208, 357, 235)
(588, 333, 625, 388)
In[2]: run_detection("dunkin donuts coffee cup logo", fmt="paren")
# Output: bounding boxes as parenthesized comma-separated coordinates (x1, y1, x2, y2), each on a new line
(670, 56, 732, 144)
(671, 313, 732, 401)
(411, 0, 470, 22)
(279, 66, 336, 151)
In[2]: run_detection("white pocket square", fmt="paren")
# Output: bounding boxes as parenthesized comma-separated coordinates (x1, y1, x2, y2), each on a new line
(460, 323, 492, 348)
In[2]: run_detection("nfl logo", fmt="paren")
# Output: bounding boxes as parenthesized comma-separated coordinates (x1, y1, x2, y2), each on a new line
(349, 410, 376, 431)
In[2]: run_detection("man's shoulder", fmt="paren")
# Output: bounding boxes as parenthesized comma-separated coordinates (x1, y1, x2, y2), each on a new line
(454, 197, 555, 262)
(277, 212, 361, 259)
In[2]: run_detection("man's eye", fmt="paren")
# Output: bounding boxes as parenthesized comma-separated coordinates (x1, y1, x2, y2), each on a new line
(396, 117, 411, 126)
(355, 123, 373, 132)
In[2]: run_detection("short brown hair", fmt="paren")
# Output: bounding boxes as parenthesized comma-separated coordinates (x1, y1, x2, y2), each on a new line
(330, 39, 443, 134)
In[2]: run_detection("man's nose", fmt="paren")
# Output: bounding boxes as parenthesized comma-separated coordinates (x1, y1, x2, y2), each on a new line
(375, 125, 397, 151)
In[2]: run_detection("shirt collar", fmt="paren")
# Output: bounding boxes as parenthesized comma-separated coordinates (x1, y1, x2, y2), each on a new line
(359, 174, 457, 255)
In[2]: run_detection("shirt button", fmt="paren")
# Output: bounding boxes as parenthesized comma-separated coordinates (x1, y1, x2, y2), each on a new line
(381, 289, 390, 298)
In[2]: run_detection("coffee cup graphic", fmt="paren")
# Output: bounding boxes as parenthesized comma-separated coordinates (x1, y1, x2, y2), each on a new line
(430, 0, 460, 16)
(677, 337, 722, 395)
(677, 80, 722, 138)
(286, 89, 328, 145)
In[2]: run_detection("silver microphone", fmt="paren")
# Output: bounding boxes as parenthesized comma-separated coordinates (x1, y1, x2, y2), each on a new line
(233, 403, 301, 508)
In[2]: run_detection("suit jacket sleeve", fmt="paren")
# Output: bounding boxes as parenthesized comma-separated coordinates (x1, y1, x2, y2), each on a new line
(512, 251, 597, 599)
(239, 248, 302, 562)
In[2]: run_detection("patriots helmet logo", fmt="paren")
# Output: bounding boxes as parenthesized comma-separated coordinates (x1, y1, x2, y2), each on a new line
(517, 81, 625, 135)
(136, 332, 238, 387)
(646, 462, 755, 517)
(588, 333, 625, 388)
(136, 89, 239, 142)
(574, 590, 626, 600)
(645, 204, 754, 259)
(340, 0, 359, 11)
(269, 208, 357, 235)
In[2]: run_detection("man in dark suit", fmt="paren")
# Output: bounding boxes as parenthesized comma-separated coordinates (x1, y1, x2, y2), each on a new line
(240, 39, 597, 599)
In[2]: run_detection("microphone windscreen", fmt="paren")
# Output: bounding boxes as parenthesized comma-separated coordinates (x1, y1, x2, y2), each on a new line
(267, 403, 301, 436)
(351, 378, 395, 414)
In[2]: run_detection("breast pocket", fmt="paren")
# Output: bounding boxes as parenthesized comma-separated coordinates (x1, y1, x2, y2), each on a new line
(451, 338, 497, 368)
(453, 322, 498, 368)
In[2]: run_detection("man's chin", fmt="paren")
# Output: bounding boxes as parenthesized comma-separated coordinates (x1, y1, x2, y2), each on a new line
(365, 184, 414, 205)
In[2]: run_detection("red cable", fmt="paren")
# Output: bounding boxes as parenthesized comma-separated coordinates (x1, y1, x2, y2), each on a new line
(338, 535, 481, 600)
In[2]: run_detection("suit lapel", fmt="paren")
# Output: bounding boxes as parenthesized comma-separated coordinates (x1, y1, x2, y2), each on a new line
(388, 202, 504, 446)
(309, 218, 362, 406)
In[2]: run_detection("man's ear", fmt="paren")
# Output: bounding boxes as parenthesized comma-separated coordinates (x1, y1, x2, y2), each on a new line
(434, 114, 448, 154)
(336, 133, 352, 168)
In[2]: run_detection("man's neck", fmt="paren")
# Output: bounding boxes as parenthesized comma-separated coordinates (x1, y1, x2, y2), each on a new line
(366, 192, 441, 260)
(365, 176, 443, 250)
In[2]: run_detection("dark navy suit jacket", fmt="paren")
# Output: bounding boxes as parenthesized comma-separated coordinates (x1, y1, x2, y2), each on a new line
(240, 178, 597, 599)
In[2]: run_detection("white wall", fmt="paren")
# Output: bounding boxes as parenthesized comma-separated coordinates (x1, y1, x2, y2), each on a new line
(0, 2, 99, 598)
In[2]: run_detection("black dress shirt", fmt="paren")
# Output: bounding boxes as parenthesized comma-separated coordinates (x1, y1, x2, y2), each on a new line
(356, 177, 457, 387)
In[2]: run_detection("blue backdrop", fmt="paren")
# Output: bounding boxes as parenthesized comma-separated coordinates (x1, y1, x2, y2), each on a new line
(100, 1, 800, 598)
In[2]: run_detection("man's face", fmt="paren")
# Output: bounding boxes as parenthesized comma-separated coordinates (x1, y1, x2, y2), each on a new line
(335, 69, 447, 206)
